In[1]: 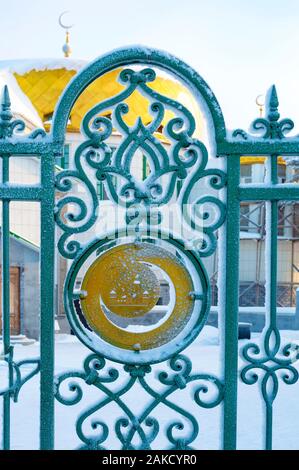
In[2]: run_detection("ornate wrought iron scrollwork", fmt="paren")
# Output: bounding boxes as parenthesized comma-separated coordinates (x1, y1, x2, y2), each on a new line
(55, 353, 223, 450)
(55, 67, 226, 259)
(53, 54, 227, 450)
(240, 325, 299, 447)
(0, 346, 40, 400)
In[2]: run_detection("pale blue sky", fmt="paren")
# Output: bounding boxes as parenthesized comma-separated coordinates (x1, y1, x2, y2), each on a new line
(1, 0, 299, 130)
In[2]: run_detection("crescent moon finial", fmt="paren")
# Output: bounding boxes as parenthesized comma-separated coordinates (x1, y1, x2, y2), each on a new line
(58, 11, 74, 58)
(58, 11, 74, 30)
(255, 94, 265, 117)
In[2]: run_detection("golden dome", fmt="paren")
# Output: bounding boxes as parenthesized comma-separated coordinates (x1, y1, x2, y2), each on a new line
(0, 60, 287, 168)
(10, 61, 202, 135)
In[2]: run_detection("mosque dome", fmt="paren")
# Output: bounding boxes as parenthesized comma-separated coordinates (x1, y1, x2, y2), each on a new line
(0, 58, 203, 137)
(0, 58, 286, 167)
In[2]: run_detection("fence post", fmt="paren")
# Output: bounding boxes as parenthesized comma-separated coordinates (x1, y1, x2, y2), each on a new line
(39, 152, 55, 449)
(222, 156, 240, 449)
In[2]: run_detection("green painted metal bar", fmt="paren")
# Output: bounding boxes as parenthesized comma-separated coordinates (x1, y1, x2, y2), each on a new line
(1, 154, 11, 449)
(238, 184, 299, 201)
(264, 155, 278, 450)
(0, 186, 42, 201)
(217, 140, 299, 155)
(0, 142, 57, 155)
(39, 153, 55, 450)
(223, 156, 240, 449)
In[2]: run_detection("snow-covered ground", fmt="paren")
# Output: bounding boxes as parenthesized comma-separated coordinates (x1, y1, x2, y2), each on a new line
(1, 326, 299, 450)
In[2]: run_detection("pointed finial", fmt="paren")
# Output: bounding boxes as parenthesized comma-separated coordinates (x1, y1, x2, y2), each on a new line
(2, 85, 11, 110)
(0, 85, 13, 138)
(233, 84, 294, 140)
(58, 11, 74, 58)
(266, 85, 280, 122)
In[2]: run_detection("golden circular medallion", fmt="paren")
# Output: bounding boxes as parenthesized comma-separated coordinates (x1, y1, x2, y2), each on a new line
(80, 242, 194, 351)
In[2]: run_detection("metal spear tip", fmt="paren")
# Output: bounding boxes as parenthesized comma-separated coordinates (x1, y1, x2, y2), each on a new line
(269, 84, 279, 108)
(1, 85, 11, 109)
(265, 84, 280, 122)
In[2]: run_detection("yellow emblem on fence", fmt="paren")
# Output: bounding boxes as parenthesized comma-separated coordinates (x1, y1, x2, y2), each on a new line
(80, 242, 194, 351)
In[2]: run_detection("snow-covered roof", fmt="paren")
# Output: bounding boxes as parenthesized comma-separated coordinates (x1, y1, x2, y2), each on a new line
(0, 58, 87, 75)
(0, 57, 203, 135)
(0, 70, 43, 128)
(0, 58, 87, 130)
(0, 59, 89, 129)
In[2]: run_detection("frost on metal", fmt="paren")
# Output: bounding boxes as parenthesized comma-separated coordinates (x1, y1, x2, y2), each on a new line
(54, 353, 224, 450)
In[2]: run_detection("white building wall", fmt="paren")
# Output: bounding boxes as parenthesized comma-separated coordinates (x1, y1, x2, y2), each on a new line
(0, 157, 40, 246)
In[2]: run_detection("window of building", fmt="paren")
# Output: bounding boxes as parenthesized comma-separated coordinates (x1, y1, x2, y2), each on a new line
(97, 176, 117, 200)
(278, 203, 285, 236)
(96, 147, 117, 200)
(56, 144, 70, 169)
(278, 164, 286, 183)
(142, 155, 150, 180)
(293, 204, 299, 238)
(62, 144, 70, 169)
(240, 203, 250, 231)
(43, 112, 53, 125)
(240, 164, 252, 184)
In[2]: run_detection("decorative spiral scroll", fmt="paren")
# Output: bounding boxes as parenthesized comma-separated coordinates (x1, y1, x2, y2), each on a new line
(240, 325, 299, 447)
(0, 347, 40, 401)
(55, 353, 223, 450)
(55, 67, 226, 259)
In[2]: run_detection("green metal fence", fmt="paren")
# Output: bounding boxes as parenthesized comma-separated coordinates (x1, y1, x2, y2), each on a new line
(0, 47, 299, 450)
